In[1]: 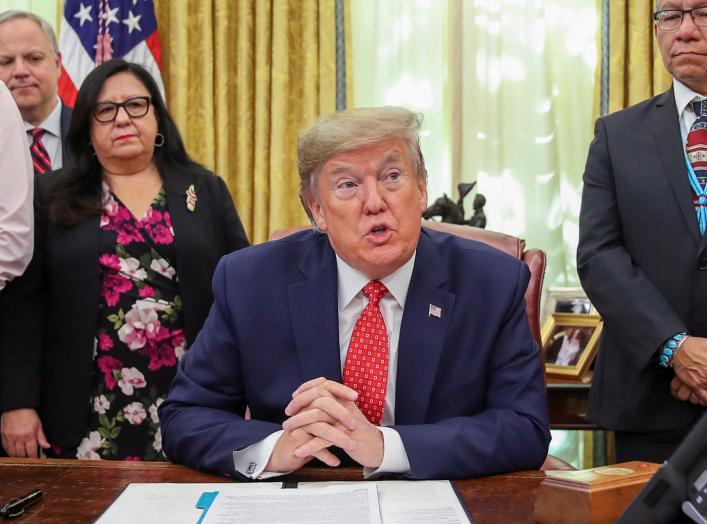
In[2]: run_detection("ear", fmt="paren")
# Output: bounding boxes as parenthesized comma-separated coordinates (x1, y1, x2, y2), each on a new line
(307, 197, 328, 232)
(418, 178, 428, 213)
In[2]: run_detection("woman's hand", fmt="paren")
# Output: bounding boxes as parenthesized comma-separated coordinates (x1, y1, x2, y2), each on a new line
(0, 408, 50, 457)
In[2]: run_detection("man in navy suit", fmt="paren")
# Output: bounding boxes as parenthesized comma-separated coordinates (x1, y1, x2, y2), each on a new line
(578, 1, 707, 463)
(0, 10, 73, 172)
(160, 106, 550, 480)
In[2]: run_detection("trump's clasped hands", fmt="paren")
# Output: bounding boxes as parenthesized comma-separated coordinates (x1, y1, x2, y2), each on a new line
(265, 377, 384, 473)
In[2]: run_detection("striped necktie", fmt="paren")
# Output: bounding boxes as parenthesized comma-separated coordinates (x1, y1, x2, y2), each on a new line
(686, 100, 707, 235)
(29, 128, 52, 176)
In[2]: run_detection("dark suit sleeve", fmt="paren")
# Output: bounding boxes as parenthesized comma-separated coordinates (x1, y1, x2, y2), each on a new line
(0, 178, 47, 412)
(214, 176, 249, 253)
(159, 257, 279, 478)
(577, 118, 685, 368)
(394, 264, 550, 479)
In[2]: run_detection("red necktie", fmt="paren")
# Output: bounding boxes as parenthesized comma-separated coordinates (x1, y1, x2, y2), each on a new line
(29, 128, 52, 176)
(342, 281, 389, 425)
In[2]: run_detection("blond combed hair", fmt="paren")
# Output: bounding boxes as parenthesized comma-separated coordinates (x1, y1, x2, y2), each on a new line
(297, 106, 427, 221)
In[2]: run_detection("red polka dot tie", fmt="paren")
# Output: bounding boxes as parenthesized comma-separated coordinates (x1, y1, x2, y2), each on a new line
(342, 280, 389, 426)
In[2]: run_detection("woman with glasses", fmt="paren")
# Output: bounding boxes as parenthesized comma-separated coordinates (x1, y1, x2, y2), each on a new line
(0, 59, 249, 461)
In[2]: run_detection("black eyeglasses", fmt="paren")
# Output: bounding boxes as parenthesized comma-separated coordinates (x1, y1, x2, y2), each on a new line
(91, 96, 152, 123)
(653, 6, 707, 31)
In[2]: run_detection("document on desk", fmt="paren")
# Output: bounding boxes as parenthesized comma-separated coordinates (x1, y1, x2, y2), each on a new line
(202, 483, 380, 524)
(300, 480, 472, 524)
(96, 479, 472, 524)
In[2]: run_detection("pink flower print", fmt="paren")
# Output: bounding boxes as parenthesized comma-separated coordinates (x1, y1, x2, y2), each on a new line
(172, 330, 187, 361)
(150, 258, 176, 280)
(98, 253, 121, 272)
(152, 427, 162, 453)
(148, 398, 164, 424)
(145, 341, 177, 371)
(148, 223, 174, 245)
(115, 223, 145, 245)
(139, 285, 155, 298)
(97, 332, 113, 352)
(101, 273, 133, 307)
(123, 402, 147, 425)
(117, 367, 147, 395)
(76, 431, 103, 460)
(93, 395, 110, 414)
(118, 257, 147, 280)
(124, 456, 142, 461)
(102, 195, 119, 218)
(118, 304, 161, 350)
(97, 355, 123, 390)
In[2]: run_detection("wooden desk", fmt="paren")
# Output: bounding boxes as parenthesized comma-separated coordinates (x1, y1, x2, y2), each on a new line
(0, 458, 546, 523)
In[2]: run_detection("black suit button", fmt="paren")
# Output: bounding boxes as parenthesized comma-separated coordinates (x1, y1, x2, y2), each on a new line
(699, 259, 707, 271)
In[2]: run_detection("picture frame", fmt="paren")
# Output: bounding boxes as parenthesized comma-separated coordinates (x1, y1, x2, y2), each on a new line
(541, 287, 597, 326)
(542, 313, 603, 381)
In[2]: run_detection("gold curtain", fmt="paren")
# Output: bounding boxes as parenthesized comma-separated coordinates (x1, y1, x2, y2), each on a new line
(604, 1, 671, 114)
(154, 0, 339, 243)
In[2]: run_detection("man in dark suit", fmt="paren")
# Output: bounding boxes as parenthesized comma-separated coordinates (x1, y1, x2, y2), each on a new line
(0, 10, 73, 172)
(160, 106, 550, 480)
(578, 1, 707, 463)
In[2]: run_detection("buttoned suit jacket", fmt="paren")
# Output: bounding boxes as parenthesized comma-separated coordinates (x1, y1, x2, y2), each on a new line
(159, 227, 551, 480)
(578, 86, 706, 432)
(0, 167, 249, 447)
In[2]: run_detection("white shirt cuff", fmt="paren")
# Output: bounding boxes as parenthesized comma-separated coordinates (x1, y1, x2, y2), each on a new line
(232, 430, 292, 479)
(363, 426, 411, 479)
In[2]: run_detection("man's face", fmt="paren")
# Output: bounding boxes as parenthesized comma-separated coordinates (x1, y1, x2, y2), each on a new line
(307, 138, 428, 280)
(0, 18, 61, 125)
(655, 0, 707, 94)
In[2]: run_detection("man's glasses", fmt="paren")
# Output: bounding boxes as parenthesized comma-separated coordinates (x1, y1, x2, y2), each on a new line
(653, 7, 707, 31)
(91, 96, 152, 123)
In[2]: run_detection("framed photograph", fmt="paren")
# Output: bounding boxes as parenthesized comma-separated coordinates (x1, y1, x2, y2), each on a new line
(542, 313, 603, 380)
(541, 287, 597, 326)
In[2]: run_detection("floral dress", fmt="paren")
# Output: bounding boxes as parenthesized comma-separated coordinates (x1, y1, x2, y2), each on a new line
(47, 184, 187, 461)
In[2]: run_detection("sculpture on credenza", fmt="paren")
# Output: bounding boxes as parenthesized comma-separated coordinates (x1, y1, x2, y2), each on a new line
(422, 182, 487, 228)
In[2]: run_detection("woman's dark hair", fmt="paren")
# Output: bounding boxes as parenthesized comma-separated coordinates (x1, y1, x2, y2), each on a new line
(50, 59, 202, 224)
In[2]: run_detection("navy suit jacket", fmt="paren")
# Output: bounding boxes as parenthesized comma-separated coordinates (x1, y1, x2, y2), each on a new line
(59, 103, 73, 167)
(160, 227, 550, 480)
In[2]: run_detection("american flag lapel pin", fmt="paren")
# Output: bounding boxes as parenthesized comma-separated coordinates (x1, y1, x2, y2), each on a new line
(428, 304, 442, 318)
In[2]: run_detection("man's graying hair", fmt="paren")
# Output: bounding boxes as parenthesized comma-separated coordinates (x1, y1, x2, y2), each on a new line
(297, 106, 428, 222)
(0, 10, 59, 57)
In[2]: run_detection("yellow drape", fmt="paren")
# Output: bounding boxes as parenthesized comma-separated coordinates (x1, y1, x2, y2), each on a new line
(153, 0, 339, 243)
(604, 1, 671, 115)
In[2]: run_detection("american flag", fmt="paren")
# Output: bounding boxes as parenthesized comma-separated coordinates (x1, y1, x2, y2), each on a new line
(58, 0, 165, 107)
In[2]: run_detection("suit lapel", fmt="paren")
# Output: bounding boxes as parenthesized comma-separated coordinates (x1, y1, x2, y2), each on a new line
(59, 104, 73, 167)
(652, 87, 701, 244)
(288, 235, 342, 382)
(394, 230, 455, 425)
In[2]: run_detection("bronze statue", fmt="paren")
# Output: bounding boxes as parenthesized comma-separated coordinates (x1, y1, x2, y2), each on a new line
(422, 182, 486, 228)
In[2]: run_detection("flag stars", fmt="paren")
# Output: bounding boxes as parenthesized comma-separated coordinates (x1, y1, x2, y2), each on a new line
(122, 10, 142, 34)
(73, 3, 93, 27)
(100, 6, 120, 25)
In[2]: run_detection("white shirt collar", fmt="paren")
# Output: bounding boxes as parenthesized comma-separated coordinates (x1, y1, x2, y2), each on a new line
(336, 252, 417, 311)
(22, 95, 62, 137)
(674, 78, 707, 117)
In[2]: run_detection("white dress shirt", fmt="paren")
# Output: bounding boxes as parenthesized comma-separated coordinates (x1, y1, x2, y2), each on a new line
(233, 252, 417, 479)
(0, 81, 34, 291)
(674, 79, 706, 145)
(23, 96, 63, 170)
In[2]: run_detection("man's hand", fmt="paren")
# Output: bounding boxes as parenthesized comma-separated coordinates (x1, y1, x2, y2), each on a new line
(283, 377, 385, 469)
(672, 336, 707, 403)
(264, 427, 342, 473)
(1, 408, 50, 458)
(670, 376, 707, 406)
